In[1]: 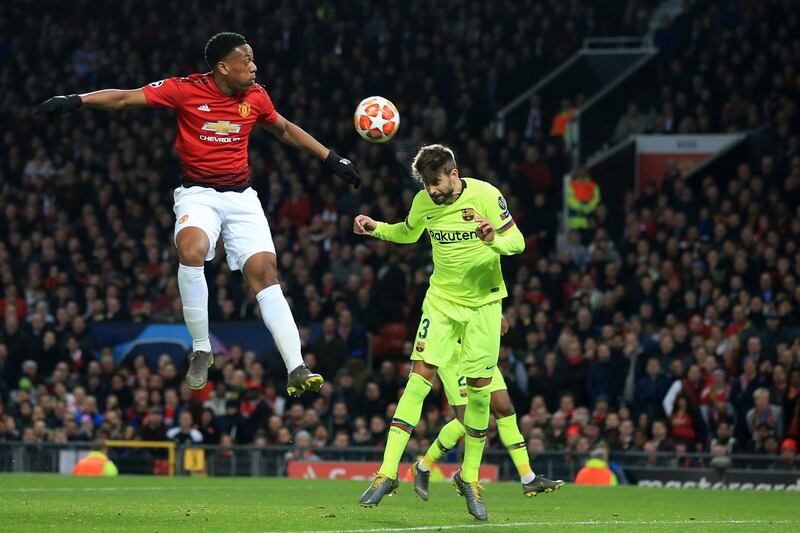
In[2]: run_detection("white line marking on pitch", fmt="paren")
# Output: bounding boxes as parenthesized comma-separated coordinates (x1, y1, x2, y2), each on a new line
(274, 520, 793, 533)
(0, 487, 213, 493)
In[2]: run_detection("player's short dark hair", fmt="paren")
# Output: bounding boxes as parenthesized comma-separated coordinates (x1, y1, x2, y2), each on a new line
(205, 32, 247, 69)
(411, 144, 457, 185)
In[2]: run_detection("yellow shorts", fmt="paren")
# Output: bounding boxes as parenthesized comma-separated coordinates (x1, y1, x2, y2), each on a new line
(438, 363, 507, 407)
(411, 293, 501, 379)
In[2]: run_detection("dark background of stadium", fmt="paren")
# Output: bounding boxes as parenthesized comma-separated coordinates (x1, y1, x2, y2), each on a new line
(0, 0, 799, 472)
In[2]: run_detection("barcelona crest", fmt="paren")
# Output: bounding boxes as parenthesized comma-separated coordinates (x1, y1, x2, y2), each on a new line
(461, 208, 474, 221)
(415, 341, 426, 352)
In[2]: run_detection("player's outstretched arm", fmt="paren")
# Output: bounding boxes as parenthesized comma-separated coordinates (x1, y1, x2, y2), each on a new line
(353, 214, 425, 244)
(261, 114, 360, 189)
(353, 215, 379, 236)
(35, 89, 148, 118)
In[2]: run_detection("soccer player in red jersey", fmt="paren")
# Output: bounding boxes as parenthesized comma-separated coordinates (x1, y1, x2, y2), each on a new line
(35, 32, 361, 396)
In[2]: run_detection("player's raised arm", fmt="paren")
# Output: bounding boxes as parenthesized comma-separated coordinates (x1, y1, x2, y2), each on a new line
(35, 88, 148, 117)
(261, 113, 361, 189)
(371, 216, 426, 244)
(353, 210, 425, 244)
(353, 215, 378, 236)
(474, 190, 525, 256)
(353, 213, 426, 244)
(354, 190, 427, 244)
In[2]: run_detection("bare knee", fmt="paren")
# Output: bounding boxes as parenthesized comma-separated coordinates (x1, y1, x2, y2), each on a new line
(242, 252, 279, 294)
(466, 376, 492, 388)
(491, 393, 516, 419)
(410, 360, 438, 383)
(176, 228, 210, 267)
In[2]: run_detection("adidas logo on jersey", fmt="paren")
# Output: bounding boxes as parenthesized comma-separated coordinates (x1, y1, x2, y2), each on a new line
(197, 104, 211, 112)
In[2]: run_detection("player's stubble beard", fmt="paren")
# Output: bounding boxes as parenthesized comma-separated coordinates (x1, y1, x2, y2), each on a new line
(429, 180, 458, 205)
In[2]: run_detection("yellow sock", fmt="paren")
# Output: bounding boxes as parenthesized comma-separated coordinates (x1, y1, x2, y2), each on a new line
(377, 373, 432, 478)
(421, 454, 435, 470)
(518, 463, 533, 479)
(497, 414, 535, 482)
(421, 419, 465, 470)
(462, 384, 491, 482)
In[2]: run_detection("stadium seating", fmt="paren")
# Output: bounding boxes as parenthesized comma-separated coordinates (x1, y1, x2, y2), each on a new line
(0, 0, 798, 476)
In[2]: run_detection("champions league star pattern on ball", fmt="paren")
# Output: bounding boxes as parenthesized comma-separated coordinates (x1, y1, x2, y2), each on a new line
(353, 96, 400, 143)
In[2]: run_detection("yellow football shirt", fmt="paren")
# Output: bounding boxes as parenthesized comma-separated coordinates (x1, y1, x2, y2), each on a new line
(372, 177, 524, 307)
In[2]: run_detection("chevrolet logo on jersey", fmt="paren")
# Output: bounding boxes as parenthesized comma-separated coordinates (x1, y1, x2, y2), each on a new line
(201, 121, 242, 136)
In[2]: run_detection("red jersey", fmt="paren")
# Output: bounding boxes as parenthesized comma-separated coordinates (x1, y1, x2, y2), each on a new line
(142, 73, 278, 187)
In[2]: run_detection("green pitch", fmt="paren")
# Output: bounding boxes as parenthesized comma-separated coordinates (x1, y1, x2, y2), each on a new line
(0, 474, 798, 532)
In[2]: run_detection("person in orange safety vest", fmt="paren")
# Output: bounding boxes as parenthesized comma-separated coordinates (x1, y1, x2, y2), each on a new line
(73, 443, 119, 476)
(575, 447, 617, 486)
(550, 98, 576, 138)
(566, 166, 600, 236)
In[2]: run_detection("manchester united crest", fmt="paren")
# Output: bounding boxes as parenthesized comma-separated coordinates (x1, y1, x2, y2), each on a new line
(238, 101, 251, 118)
(461, 208, 474, 221)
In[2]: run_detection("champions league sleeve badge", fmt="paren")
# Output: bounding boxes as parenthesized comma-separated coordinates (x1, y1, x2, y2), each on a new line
(499, 196, 511, 219)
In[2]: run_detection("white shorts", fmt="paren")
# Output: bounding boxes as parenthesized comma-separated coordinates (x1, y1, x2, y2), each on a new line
(173, 185, 275, 271)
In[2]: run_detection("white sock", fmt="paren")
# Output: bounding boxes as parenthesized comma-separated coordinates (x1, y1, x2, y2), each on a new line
(256, 284, 304, 372)
(178, 264, 211, 353)
(521, 472, 536, 484)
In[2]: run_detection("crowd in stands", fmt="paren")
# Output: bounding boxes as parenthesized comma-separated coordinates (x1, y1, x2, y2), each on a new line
(1, 0, 799, 474)
(615, 0, 797, 141)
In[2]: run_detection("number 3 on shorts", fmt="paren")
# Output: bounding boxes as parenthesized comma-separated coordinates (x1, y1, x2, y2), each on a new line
(419, 318, 430, 338)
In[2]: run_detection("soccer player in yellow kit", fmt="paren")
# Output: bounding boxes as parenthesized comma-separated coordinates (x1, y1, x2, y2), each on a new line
(411, 315, 564, 502)
(354, 144, 558, 520)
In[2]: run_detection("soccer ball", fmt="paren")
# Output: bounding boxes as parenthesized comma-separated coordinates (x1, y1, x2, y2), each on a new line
(354, 96, 400, 143)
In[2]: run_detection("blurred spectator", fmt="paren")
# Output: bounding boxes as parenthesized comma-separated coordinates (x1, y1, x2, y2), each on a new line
(72, 443, 118, 477)
(779, 439, 797, 469)
(138, 406, 167, 441)
(565, 167, 600, 242)
(586, 344, 624, 408)
(217, 400, 251, 444)
(284, 430, 319, 462)
(746, 388, 783, 443)
(634, 358, 670, 420)
(550, 98, 577, 139)
(166, 411, 203, 445)
(314, 317, 348, 380)
(612, 103, 651, 144)
(574, 447, 617, 485)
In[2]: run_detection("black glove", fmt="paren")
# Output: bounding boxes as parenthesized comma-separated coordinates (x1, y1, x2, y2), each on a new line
(34, 94, 82, 119)
(325, 150, 361, 189)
